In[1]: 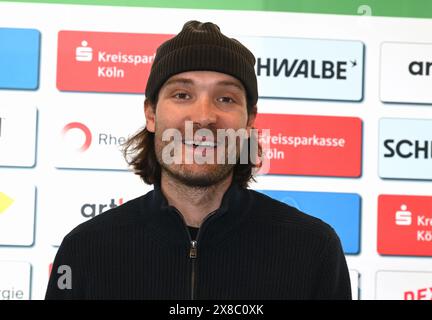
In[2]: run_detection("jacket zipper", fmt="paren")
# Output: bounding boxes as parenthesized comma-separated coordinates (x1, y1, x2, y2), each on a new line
(188, 211, 219, 300)
(189, 240, 197, 300)
(173, 207, 218, 300)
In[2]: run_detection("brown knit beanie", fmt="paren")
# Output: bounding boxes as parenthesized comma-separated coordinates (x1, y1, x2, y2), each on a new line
(145, 20, 258, 108)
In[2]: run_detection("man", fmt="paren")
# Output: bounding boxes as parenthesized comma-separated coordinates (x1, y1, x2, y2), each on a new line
(46, 20, 351, 299)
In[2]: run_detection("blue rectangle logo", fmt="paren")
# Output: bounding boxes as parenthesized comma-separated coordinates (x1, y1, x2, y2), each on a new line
(239, 37, 364, 101)
(257, 190, 361, 254)
(0, 28, 40, 90)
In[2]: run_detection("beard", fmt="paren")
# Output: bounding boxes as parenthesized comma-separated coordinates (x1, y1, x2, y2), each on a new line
(159, 159, 235, 188)
(155, 140, 236, 188)
(153, 125, 242, 188)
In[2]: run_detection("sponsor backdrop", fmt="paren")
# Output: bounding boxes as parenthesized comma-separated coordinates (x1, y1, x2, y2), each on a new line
(0, 0, 432, 300)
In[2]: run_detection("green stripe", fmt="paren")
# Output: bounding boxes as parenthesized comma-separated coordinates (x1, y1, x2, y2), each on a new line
(1, 0, 431, 19)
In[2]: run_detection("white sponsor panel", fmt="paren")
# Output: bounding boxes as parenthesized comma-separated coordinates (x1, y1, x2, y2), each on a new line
(376, 271, 432, 300)
(53, 100, 143, 170)
(380, 42, 432, 104)
(0, 184, 35, 246)
(0, 261, 31, 300)
(349, 269, 360, 300)
(0, 105, 37, 167)
(239, 37, 364, 101)
(46, 173, 147, 246)
(379, 118, 432, 180)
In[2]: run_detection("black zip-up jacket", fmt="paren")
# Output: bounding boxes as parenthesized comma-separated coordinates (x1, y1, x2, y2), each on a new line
(45, 183, 351, 299)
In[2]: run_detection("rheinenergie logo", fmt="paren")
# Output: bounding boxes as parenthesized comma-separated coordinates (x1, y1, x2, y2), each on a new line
(62, 122, 92, 152)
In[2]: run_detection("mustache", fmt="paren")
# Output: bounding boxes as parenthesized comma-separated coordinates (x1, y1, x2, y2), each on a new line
(159, 121, 250, 146)
(162, 128, 249, 145)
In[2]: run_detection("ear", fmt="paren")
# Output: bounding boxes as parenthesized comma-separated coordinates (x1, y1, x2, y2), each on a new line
(246, 105, 257, 131)
(144, 99, 156, 133)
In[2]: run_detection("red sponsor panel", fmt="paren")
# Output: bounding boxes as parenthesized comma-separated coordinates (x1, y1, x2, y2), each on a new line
(57, 30, 173, 93)
(378, 195, 432, 256)
(254, 114, 362, 177)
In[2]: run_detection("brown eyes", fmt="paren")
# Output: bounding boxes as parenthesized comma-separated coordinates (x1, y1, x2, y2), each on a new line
(217, 97, 235, 104)
(172, 93, 236, 104)
(173, 92, 191, 100)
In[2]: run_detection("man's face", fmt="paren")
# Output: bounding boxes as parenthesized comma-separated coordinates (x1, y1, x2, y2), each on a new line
(145, 71, 256, 187)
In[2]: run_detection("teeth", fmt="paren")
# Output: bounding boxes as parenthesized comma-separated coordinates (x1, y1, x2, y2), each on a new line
(184, 140, 195, 146)
(183, 140, 216, 147)
(198, 141, 216, 147)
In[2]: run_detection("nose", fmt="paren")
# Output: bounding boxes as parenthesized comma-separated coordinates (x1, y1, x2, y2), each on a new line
(191, 95, 217, 127)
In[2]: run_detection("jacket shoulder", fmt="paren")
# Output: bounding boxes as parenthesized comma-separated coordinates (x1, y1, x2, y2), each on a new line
(63, 192, 151, 242)
(248, 189, 337, 239)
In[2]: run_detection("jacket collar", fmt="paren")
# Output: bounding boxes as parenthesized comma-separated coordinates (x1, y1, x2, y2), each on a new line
(144, 181, 252, 248)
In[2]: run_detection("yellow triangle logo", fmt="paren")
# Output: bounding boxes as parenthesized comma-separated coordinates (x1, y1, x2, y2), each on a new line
(0, 192, 14, 214)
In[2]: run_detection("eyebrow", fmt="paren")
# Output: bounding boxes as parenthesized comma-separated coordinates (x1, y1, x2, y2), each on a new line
(162, 77, 245, 92)
(163, 78, 194, 88)
(217, 80, 245, 92)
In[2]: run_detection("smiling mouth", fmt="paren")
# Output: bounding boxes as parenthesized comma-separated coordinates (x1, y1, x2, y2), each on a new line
(183, 140, 218, 148)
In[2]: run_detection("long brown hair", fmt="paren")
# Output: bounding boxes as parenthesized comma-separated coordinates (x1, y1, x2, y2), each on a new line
(122, 99, 262, 188)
